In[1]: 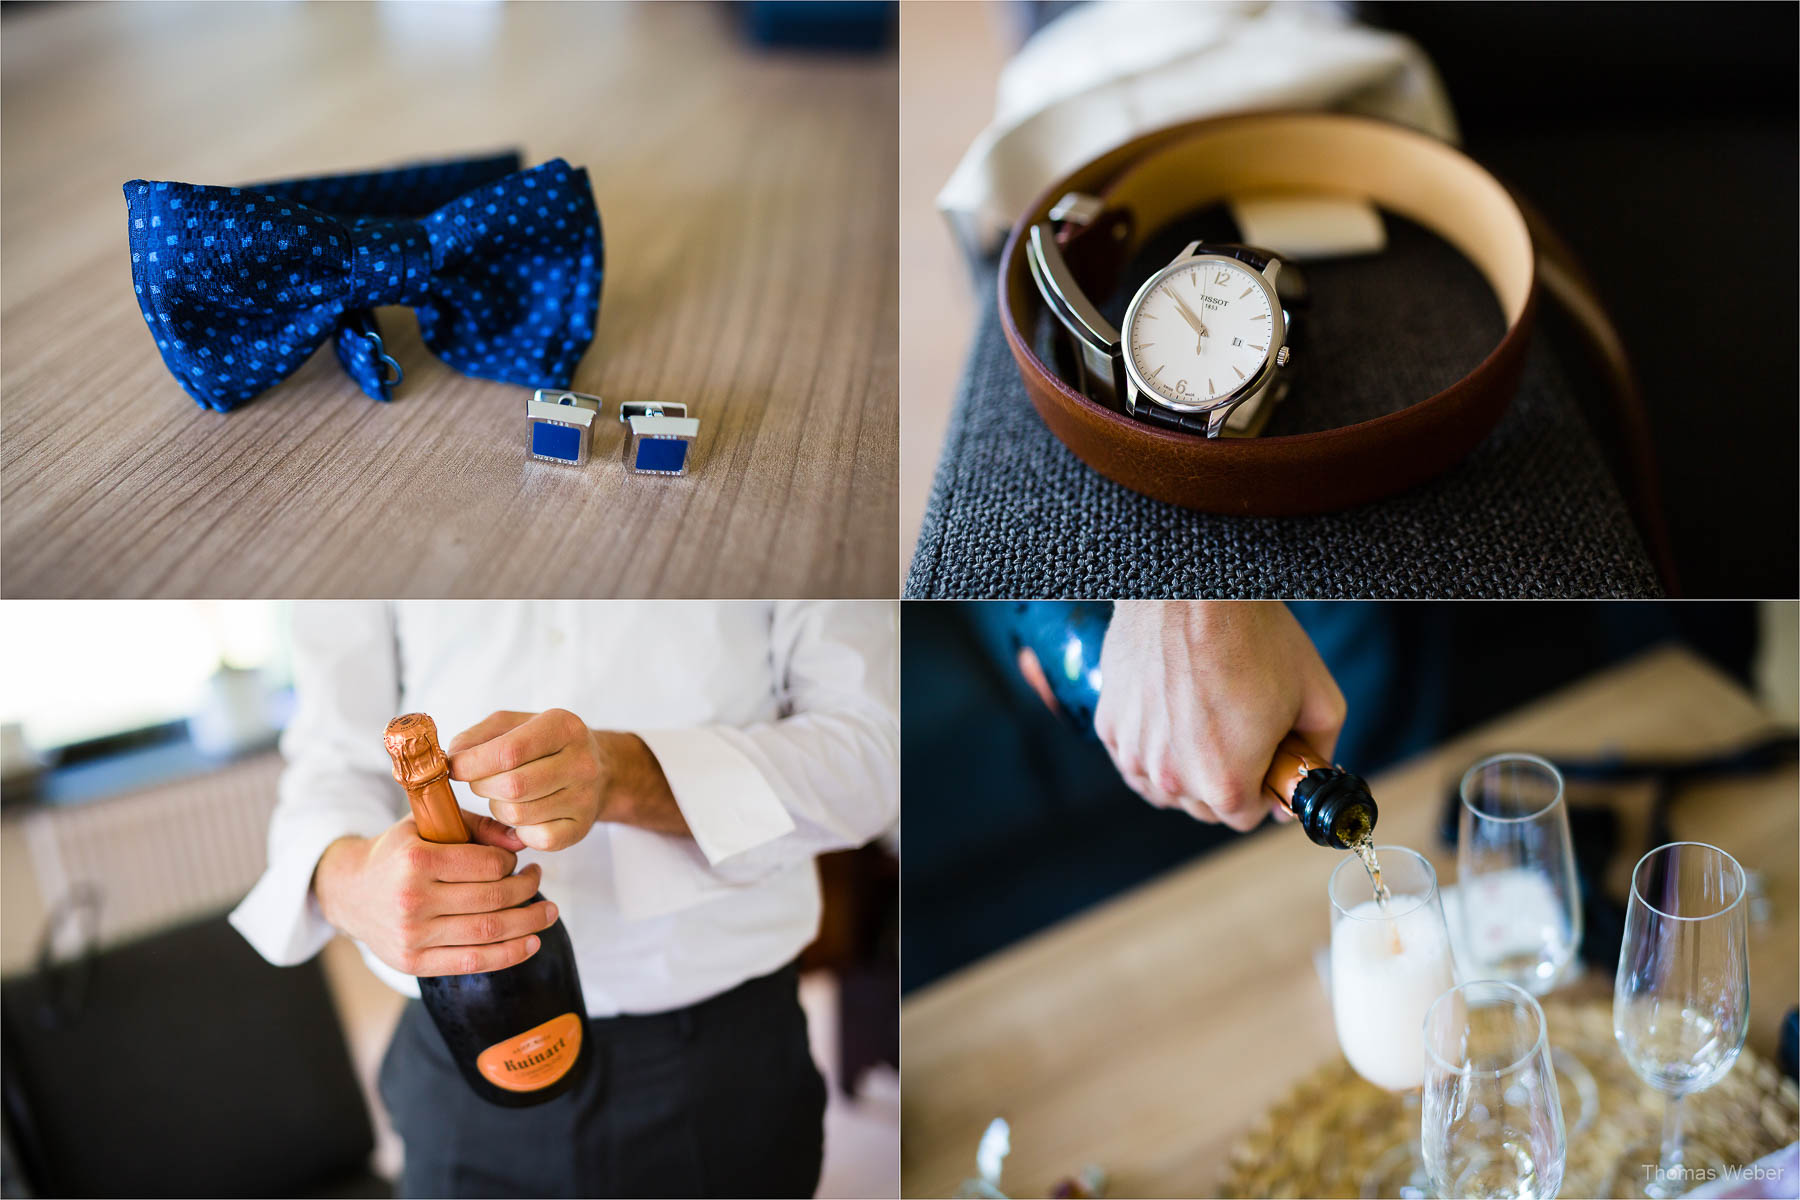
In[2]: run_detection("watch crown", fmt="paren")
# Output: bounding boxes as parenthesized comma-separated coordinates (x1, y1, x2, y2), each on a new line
(1276, 345, 1292, 367)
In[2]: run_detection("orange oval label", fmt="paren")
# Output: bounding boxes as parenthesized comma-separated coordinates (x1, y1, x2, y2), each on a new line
(476, 1012, 583, 1092)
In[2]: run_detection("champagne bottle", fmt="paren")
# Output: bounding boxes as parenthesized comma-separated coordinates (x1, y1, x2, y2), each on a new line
(1259, 730, 1379, 851)
(1008, 602, 1379, 850)
(382, 713, 590, 1107)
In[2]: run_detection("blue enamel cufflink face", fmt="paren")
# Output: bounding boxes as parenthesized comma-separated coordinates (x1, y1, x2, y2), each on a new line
(620, 402, 700, 476)
(526, 389, 603, 466)
(524, 391, 699, 474)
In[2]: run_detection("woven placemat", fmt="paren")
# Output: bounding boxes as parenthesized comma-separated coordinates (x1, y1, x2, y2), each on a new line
(1220, 999, 1798, 1199)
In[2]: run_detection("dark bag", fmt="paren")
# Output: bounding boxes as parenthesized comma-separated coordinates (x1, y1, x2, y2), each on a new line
(2, 909, 382, 1198)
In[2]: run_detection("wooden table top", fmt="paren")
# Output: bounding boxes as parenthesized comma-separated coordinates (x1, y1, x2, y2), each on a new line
(900, 646, 1799, 1198)
(0, 2, 896, 598)
(896, 1, 1006, 577)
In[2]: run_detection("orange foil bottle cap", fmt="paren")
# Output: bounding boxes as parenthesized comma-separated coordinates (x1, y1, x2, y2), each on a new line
(1262, 731, 1331, 812)
(382, 713, 468, 845)
(384, 713, 449, 788)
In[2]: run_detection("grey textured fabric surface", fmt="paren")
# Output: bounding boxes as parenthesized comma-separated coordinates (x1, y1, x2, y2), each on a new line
(906, 218, 1662, 599)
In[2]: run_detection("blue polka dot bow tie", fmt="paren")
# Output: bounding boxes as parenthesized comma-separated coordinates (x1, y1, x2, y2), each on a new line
(124, 151, 603, 413)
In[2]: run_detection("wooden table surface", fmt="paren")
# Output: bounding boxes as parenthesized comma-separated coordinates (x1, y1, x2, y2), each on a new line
(897, 1, 1006, 578)
(900, 646, 1800, 1198)
(0, 2, 896, 598)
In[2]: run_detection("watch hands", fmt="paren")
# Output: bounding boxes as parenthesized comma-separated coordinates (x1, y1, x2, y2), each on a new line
(1170, 291, 1209, 357)
(1196, 273, 1214, 351)
(1170, 293, 1206, 336)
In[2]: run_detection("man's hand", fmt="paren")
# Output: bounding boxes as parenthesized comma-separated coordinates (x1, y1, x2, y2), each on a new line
(1094, 601, 1346, 832)
(446, 709, 689, 852)
(312, 813, 553, 977)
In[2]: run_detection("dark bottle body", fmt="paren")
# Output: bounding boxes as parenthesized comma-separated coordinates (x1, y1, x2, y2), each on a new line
(420, 891, 590, 1108)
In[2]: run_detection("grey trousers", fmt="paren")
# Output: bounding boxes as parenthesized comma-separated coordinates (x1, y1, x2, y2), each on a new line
(378, 961, 826, 1199)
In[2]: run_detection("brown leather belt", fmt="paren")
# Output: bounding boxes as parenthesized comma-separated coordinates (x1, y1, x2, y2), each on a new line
(999, 111, 1540, 515)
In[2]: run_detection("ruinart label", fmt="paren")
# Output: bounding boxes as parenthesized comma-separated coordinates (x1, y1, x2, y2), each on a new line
(476, 1013, 583, 1092)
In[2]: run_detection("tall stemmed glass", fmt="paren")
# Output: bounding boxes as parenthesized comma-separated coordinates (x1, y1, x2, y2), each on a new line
(1422, 980, 1567, 1200)
(1329, 846, 1457, 1199)
(1612, 842, 1750, 1199)
(1458, 754, 1596, 1140)
(1457, 754, 1581, 991)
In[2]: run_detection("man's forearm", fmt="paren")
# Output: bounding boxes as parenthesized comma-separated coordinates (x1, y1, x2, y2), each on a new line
(594, 731, 691, 837)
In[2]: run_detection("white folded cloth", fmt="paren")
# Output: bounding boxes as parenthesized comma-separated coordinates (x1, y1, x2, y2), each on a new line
(939, 0, 1459, 259)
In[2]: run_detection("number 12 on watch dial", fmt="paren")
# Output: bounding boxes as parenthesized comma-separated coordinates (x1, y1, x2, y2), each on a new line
(1125, 258, 1274, 410)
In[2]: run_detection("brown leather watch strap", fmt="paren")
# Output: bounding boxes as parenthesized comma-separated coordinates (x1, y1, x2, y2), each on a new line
(1000, 111, 1540, 516)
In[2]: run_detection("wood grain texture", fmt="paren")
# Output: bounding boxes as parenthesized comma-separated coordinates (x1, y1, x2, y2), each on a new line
(0, 2, 897, 598)
(896, 1, 1006, 578)
(900, 646, 1800, 1198)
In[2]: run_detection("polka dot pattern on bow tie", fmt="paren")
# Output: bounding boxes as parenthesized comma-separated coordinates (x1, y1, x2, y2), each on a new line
(123, 153, 604, 413)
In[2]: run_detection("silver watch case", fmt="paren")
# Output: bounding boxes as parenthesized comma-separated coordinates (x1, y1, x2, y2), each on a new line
(1028, 213, 1295, 438)
(1119, 243, 1291, 437)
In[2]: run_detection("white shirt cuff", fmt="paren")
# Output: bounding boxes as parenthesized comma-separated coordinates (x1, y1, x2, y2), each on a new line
(228, 809, 392, 966)
(633, 725, 795, 865)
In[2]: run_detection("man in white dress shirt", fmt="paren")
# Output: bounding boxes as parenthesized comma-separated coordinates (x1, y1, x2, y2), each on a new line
(231, 601, 898, 1198)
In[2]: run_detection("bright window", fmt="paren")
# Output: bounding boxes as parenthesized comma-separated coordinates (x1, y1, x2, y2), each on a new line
(0, 601, 292, 752)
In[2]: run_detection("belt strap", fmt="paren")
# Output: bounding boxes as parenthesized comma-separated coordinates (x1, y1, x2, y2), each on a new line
(1001, 111, 1539, 516)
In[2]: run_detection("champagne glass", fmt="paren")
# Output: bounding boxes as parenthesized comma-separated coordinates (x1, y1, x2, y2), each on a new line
(1612, 842, 1750, 1199)
(1458, 754, 1596, 1144)
(1329, 846, 1457, 1199)
(1422, 980, 1567, 1200)
(1457, 754, 1581, 992)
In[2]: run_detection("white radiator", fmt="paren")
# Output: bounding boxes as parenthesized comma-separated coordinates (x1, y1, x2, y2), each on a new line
(22, 753, 282, 962)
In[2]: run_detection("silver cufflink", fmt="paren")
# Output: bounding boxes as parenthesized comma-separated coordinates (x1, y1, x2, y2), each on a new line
(526, 389, 603, 466)
(620, 401, 700, 476)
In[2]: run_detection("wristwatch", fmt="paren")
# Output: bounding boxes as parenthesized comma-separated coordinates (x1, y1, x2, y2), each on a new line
(1028, 194, 1307, 438)
(1000, 111, 1547, 515)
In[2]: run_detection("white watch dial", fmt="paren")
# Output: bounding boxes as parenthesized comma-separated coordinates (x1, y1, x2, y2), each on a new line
(1125, 258, 1276, 408)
